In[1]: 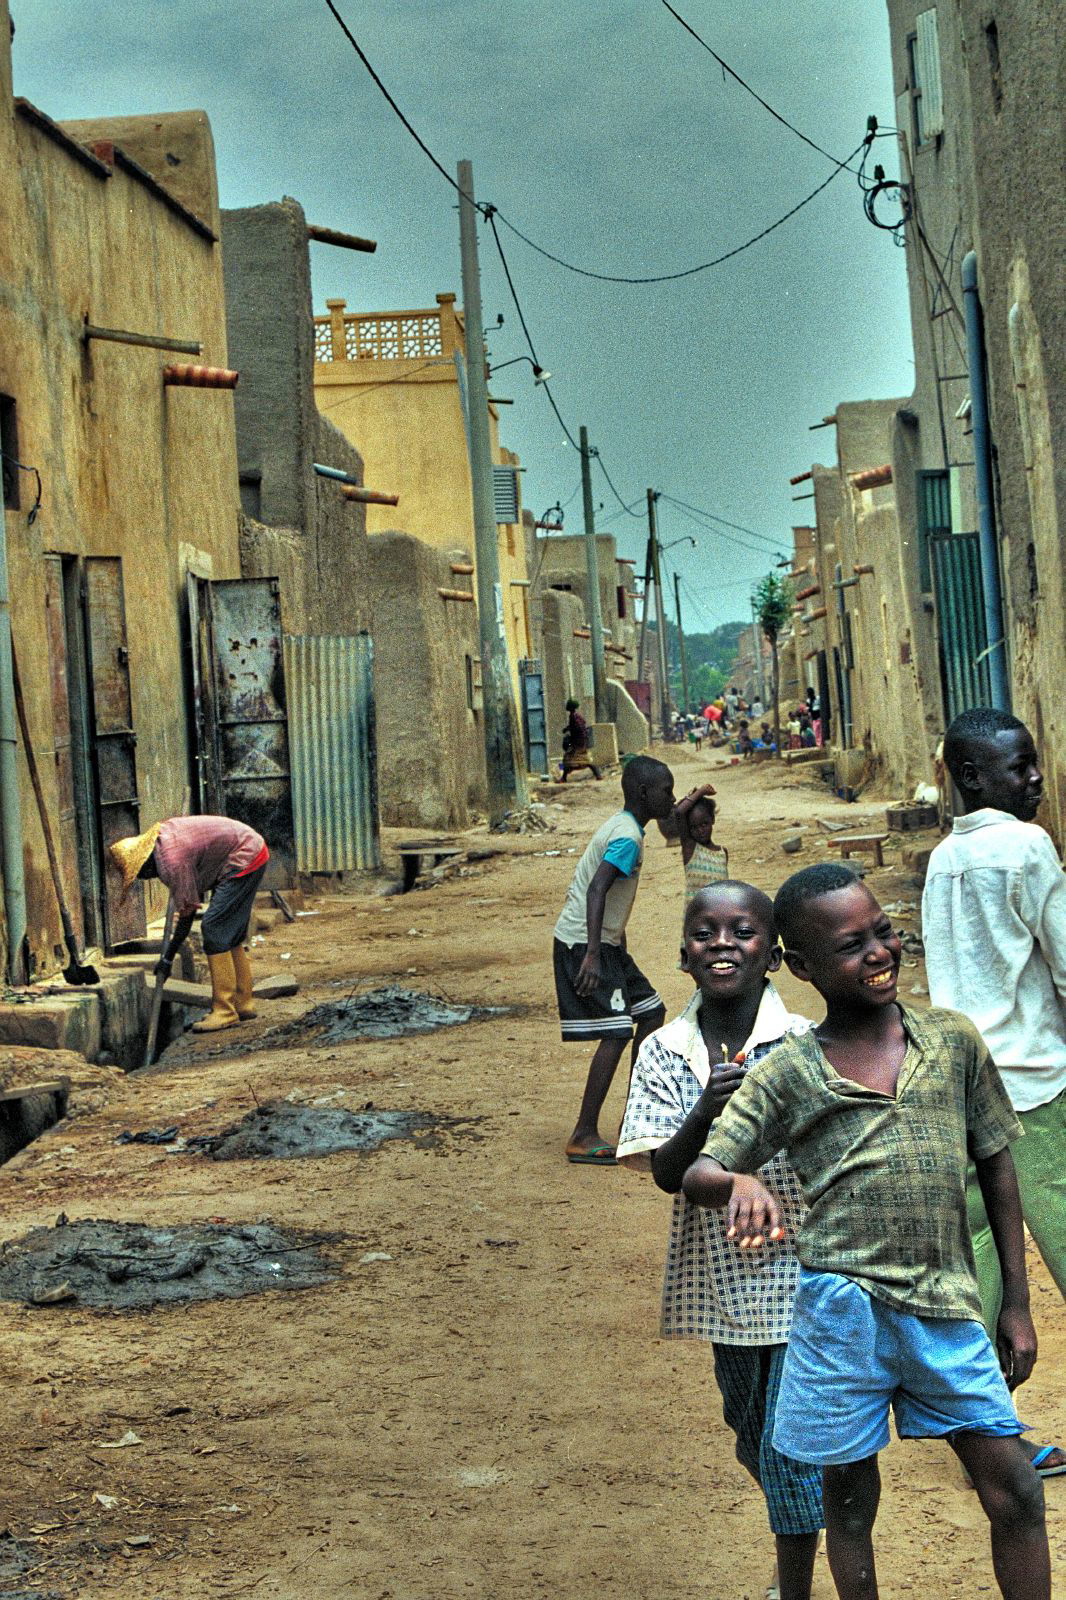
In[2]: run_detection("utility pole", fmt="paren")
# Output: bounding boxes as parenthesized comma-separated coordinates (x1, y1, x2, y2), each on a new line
(457, 159, 527, 823)
(578, 427, 608, 721)
(647, 489, 672, 737)
(673, 572, 690, 715)
(750, 596, 766, 705)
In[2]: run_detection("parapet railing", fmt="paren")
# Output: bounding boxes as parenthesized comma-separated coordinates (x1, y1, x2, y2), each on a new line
(313, 293, 464, 364)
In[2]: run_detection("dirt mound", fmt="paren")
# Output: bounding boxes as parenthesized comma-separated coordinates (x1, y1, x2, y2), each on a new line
(266, 985, 504, 1046)
(188, 1103, 435, 1160)
(0, 1219, 336, 1310)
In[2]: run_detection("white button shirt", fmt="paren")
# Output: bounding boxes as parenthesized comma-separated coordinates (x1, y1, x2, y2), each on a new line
(922, 807, 1066, 1111)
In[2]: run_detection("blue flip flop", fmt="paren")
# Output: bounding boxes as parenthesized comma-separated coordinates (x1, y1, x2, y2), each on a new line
(566, 1143, 617, 1166)
(1031, 1445, 1066, 1478)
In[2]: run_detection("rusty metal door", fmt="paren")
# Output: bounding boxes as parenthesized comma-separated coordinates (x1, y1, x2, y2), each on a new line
(190, 577, 293, 877)
(83, 557, 146, 946)
(42, 558, 84, 944)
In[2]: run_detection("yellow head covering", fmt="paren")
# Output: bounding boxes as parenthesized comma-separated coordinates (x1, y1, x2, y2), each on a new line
(108, 822, 163, 901)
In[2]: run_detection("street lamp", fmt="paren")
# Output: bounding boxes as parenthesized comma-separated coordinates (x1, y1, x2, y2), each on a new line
(487, 355, 552, 385)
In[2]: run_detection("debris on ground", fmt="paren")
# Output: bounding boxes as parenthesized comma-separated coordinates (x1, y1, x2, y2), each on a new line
(258, 986, 505, 1050)
(490, 805, 553, 834)
(0, 1219, 337, 1309)
(186, 1103, 437, 1161)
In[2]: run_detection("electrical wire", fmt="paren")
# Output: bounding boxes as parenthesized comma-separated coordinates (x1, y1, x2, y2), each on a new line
(659, 0, 859, 173)
(322, 3, 864, 288)
(596, 456, 644, 519)
(0, 453, 42, 524)
(659, 493, 785, 554)
(492, 142, 864, 285)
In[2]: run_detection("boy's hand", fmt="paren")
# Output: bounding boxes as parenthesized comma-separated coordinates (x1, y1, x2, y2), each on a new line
(697, 1064, 746, 1122)
(996, 1303, 1037, 1390)
(725, 1175, 785, 1249)
(575, 950, 601, 997)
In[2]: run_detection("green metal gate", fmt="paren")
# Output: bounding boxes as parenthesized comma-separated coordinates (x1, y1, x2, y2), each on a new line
(929, 531, 991, 719)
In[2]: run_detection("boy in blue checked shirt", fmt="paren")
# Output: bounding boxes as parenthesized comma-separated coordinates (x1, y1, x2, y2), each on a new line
(617, 881, 823, 1600)
(683, 864, 1048, 1600)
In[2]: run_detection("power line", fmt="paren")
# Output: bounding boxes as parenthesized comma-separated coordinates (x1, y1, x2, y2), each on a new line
(322, 3, 865, 288)
(485, 210, 581, 451)
(492, 143, 864, 284)
(596, 456, 644, 519)
(659, 493, 786, 555)
(659, 0, 858, 173)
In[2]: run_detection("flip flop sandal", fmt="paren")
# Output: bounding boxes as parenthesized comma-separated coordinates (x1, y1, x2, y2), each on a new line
(566, 1143, 617, 1165)
(1031, 1445, 1066, 1478)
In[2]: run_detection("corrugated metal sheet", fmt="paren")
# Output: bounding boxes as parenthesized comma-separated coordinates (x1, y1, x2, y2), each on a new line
(915, 9, 944, 139)
(283, 634, 380, 873)
(930, 532, 991, 719)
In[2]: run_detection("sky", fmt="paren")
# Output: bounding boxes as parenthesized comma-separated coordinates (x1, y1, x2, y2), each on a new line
(11, 0, 915, 635)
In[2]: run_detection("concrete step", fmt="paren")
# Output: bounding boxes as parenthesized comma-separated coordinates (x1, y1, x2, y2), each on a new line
(162, 973, 299, 1009)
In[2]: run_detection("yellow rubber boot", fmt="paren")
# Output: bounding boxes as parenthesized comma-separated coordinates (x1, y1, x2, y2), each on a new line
(232, 945, 257, 1020)
(191, 951, 239, 1032)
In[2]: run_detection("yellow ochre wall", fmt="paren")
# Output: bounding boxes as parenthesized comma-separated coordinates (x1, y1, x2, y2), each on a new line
(312, 294, 531, 693)
(0, 7, 241, 972)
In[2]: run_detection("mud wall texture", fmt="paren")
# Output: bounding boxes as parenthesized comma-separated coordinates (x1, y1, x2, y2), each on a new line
(220, 199, 370, 637)
(540, 590, 594, 760)
(367, 534, 486, 829)
(0, 11, 243, 974)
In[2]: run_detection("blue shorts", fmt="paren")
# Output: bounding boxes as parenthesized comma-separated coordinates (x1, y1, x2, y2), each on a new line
(772, 1269, 1025, 1467)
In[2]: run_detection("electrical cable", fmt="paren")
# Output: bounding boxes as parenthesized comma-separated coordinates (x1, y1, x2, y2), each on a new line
(659, 0, 859, 173)
(659, 491, 781, 548)
(595, 456, 644, 519)
(0, 453, 42, 524)
(322, 3, 865, 288)
(491, 142, 864, 284)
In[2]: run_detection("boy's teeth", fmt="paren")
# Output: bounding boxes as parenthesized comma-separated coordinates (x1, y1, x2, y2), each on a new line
(865, 971, 893, 987)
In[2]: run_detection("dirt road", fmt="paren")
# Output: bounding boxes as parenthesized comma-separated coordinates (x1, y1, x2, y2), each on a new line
(0, 748, 1063, 1598)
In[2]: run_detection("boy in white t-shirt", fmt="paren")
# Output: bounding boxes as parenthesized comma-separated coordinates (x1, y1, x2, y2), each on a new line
(553, 757, 675, 1164)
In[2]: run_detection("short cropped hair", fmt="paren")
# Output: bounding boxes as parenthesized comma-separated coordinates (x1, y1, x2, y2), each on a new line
(684, 880, 775, 939)
(942, 707, 1028, 782)
(773, 862, 860, 950)
(621, 755, 671, 800)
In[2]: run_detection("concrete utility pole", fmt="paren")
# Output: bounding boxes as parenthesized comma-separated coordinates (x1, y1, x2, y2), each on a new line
(750, 596, 766, 705)
(457, 160, 527, 823)
(673, 572, 690, 715)
(647, 489, 672, 737)
(578, 427, 608, 722)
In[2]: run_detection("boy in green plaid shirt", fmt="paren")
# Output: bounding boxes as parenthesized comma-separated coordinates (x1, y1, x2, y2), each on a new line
(682, 863, 1048, 1600)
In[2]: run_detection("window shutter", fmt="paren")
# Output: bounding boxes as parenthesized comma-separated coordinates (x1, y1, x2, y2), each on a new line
(492, 465, 519, 524)
(915, 9, 944, 137)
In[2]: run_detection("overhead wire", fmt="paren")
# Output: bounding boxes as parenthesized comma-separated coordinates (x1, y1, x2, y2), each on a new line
(658, 0, 859, 173)
(658, 491, 783, 549)
(323, 2, 865, 287)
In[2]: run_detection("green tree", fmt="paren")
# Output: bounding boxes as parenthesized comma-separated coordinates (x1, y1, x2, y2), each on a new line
(754, 572, 794, 755)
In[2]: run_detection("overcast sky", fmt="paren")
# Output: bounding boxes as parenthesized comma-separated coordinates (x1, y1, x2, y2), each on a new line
(13, 1, 914, 633)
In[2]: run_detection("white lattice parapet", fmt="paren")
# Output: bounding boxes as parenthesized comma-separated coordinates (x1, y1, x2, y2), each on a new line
(313, 292, 465, 363)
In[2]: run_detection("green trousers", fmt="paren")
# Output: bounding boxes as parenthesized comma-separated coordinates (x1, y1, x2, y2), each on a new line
(967, 1087, 1066, 1332)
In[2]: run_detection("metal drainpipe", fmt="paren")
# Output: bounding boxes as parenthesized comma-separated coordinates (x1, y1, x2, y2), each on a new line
(961, 251, 1010, 710)
(0, 513, 26, 981)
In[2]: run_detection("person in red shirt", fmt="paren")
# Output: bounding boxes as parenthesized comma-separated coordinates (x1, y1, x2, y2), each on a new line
(110, 815, 269, 1032)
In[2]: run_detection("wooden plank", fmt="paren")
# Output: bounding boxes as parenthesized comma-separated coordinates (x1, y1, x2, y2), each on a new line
(0, 1079, 69, 1104)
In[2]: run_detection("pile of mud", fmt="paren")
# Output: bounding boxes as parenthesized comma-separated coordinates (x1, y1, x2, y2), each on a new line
(0, 1219, 336, 1309)
(189, 1103, 435, 1161)
(266, 985, 504, 1048)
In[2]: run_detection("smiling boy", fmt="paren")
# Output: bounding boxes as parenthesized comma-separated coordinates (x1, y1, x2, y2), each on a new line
(922, 710, 1066, 1480)
(617, 883, 822, 1600)
(682, 864, 1048, 1600)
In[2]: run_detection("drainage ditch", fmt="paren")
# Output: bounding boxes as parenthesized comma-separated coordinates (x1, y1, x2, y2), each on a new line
(0, 1218, 337, 1310)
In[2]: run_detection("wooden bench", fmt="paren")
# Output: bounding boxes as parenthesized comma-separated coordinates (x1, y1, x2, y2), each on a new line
(827, 833, 889, 868)
(395, 841, 461, 893)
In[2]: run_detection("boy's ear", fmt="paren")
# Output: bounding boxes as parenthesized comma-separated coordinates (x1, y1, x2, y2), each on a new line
(679, 943, 691, 972)
(958, 757, 983, 795)
(783, 948, 812, 984)
(766, 944, 783, 974)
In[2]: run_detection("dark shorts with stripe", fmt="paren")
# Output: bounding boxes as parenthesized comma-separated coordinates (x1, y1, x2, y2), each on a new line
(202, 863, 268, 954)
(553, 938, 663, 1041)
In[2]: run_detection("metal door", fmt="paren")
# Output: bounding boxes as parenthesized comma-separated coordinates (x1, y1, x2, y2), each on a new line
(43, 558, 83, 943)
(519, 659, 548, 776)
(929, 531, 991, 719)
(190, 576, 293, 877)
(83, 557, 146, 945)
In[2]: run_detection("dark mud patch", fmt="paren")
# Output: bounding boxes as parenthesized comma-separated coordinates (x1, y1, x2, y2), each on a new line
(0, 1219, 336, 1310)
(188, 1103, 441, 1161)
(266, 986, 506, 1049)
